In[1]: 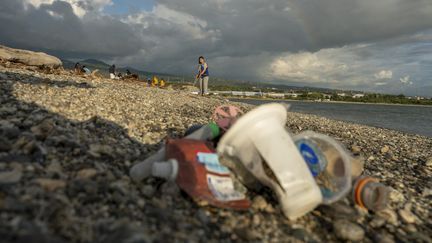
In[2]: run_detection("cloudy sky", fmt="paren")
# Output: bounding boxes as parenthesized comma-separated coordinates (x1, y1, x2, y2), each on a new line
(1, 0, 431, 96)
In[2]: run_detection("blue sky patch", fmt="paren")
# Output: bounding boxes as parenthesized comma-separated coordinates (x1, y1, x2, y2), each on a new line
(104, 0, 155, 14)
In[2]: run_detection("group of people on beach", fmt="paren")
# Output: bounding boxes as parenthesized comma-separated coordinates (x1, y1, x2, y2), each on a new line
(74, 55, 210, 95)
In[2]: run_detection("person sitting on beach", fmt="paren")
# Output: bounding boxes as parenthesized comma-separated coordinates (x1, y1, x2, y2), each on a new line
(160, 78, 166, 88)
(147, 77, 152, 87)
(126, 69, 132, 76)
(152, 76, 159, 87)
(109, 64, 117, 79)
(74, 62, 82, 74)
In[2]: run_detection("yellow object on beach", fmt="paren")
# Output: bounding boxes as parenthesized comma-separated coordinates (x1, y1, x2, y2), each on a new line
(152, 76, 159, 87)
(160, 79, 166, 88)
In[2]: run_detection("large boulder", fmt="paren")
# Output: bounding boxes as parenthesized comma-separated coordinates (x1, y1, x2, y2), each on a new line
(0, 45, 62, 68)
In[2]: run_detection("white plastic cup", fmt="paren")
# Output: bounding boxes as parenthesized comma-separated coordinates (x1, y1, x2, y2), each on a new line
(218, 103, 323, 219)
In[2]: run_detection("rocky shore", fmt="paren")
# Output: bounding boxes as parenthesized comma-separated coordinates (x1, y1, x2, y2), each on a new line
(0, 62, 431, 242)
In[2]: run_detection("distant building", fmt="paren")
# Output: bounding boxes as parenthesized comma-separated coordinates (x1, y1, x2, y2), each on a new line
(285, 93, 300, 98)
(337, 93, 347, 97)
(352, 94, 365, 98)
(244, 91, 260, 97)
(232, 91, 244, 96)
(267, 93, 285, 98)
(323, 94, 332, 99)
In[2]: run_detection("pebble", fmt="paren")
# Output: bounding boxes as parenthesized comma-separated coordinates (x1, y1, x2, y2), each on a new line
(398, 208, 416, 224)
(251, 195, 268, 211)
(351, 145, 361, 154)
(389, 189, 405, 203)
(76, 168, 98, 180)
(35, 178, 66, 191)
(422, 188, 432, 197)
(333, 219, 365, 241)
(426, 157, 432, 167)
(377, 208, 399, 226)
(373, 233, 395, 243)
(381, 145, 390, 153)
(369, 216, 386, 228)
(0, 169, 23, 184)
(196, 209, 210, 224)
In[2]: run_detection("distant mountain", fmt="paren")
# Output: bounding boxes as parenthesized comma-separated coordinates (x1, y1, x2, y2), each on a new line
(81, 59, 110, 66)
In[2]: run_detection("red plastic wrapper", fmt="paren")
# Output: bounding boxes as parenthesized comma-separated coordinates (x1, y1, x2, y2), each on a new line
(166, 139, 250, 210)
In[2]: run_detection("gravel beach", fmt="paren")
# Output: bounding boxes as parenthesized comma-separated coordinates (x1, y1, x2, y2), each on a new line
(0, 63, 431, 242)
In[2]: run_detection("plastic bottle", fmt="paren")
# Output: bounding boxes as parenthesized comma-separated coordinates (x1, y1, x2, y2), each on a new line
(293, 131, 352, 204)
(129, 122, 220, 182)
(143, 138, 250, 209)
(352, 176, 390, 211)
(217, 103, 323, 220)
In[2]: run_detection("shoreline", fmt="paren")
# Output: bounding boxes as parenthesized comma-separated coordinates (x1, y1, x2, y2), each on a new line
(225, 96, 432, 107)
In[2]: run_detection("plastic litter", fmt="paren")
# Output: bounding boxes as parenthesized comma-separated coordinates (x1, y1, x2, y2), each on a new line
(130, 102, 393, 220)
(129, 122, 220, 181)
(140, 139, 250, 209)
(352, 176, 390, 211)
(212, 105, 244, 131)
(217, 103, 323, 220)
(293, 131, 352, 204)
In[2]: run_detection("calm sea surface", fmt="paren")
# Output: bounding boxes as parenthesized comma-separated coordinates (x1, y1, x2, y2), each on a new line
(230, 99, 432, 138)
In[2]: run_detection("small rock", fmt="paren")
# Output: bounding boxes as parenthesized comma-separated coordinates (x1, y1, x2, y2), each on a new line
(389, 189, 405, 203)
(252, 214, 260, 226)
(381, 145, 390, 154)
(0, 169, 22, 184)
(373, 233, 395, 243)
(333, 219, 365, 241)
(351, 145, 361, 154)
(76, 168, 98, 180)
(31, 119, 54, 139)
(426, 158, 432, 167)
(137, 199, 146, 208)
(251, 195, 268, 211)
(404, 224, 417, 233)
(196, 209, 210, 224)
(422, 188, 432, 197)
(370, 216, 386, 228)
(46, 161, 63, 174)
(377, 208, 399, 226)
(35, 178, 66, 191)
(88, 144, 113, 158)
(0, 137, 12, 151)
(398, 208, 416, 224)
(234, 227, 260, 241)
(160, 181, 180, 197)
(141, 185, 156, 198)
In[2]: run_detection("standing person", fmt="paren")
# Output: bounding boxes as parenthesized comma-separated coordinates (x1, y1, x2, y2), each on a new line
(109, 64, 116, 79)
(196, 56, 209, 95)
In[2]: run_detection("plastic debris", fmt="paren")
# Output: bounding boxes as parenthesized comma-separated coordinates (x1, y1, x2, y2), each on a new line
(217, 103, 322, 220)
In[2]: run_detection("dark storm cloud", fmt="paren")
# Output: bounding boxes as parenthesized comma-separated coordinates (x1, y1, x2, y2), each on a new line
(0, 0, 144, 56)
